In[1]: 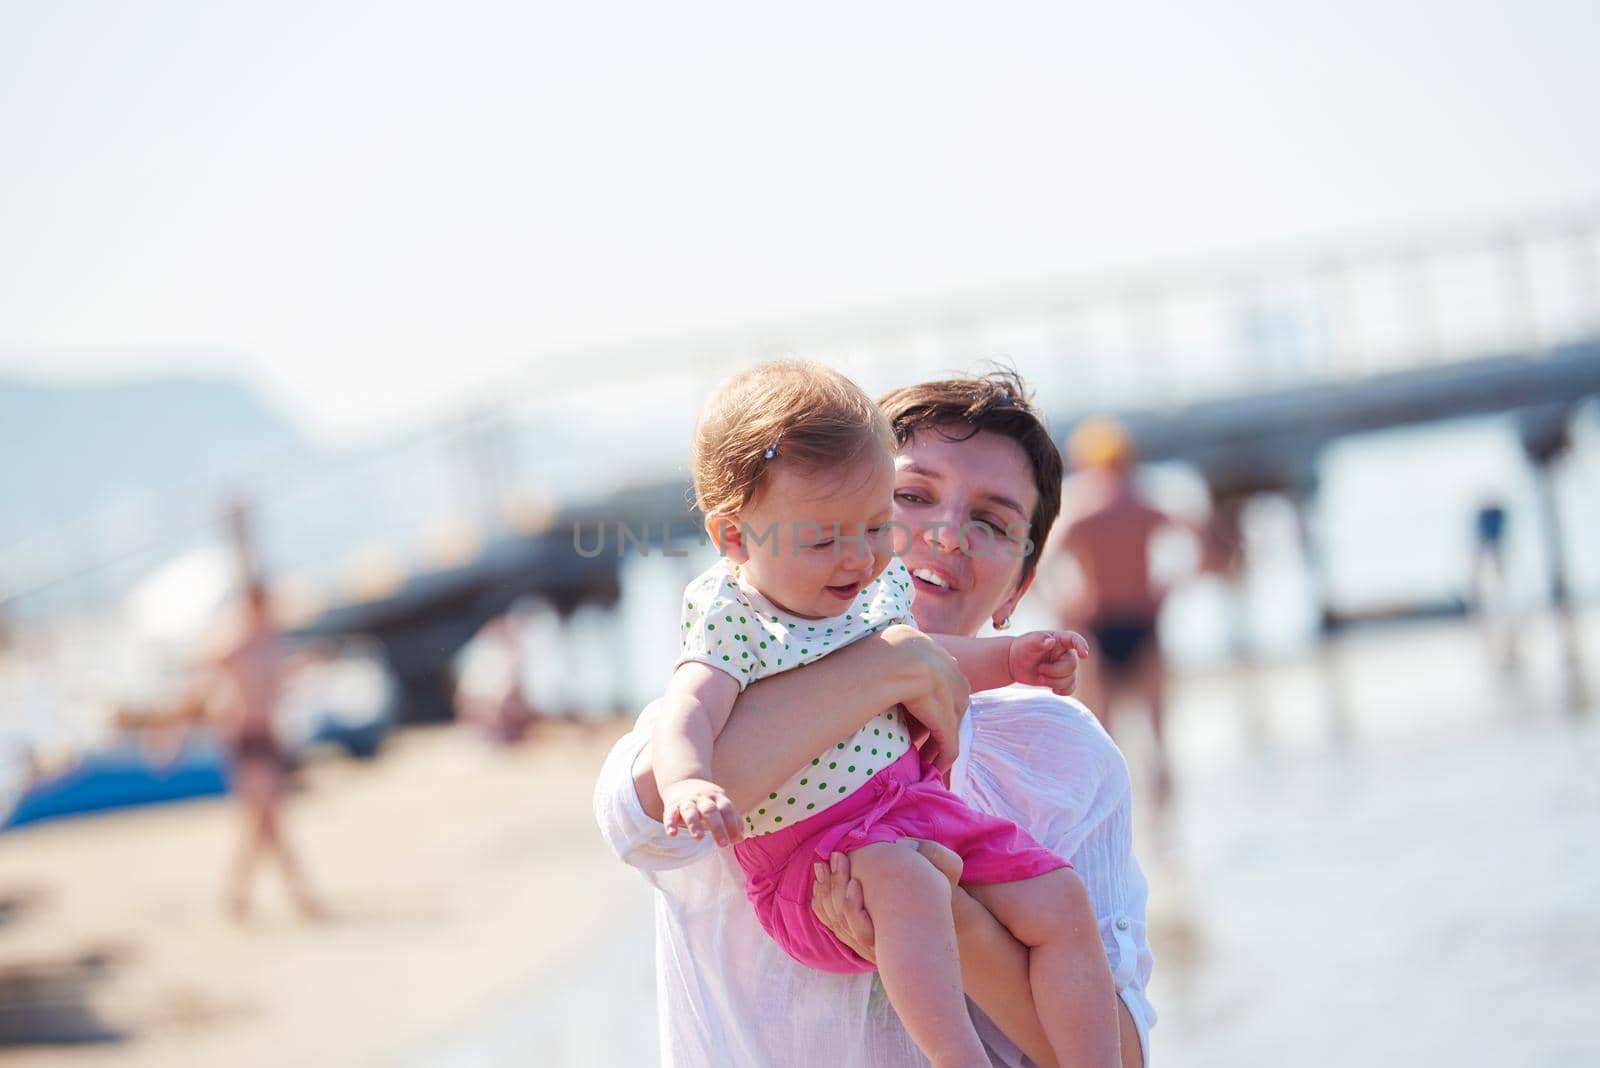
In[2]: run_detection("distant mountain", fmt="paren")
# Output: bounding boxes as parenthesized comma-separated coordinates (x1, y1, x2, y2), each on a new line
(0, 374, 308, 550)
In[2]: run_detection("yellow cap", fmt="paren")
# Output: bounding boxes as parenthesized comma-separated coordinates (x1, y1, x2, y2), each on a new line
(1068, 417, 1135, 472)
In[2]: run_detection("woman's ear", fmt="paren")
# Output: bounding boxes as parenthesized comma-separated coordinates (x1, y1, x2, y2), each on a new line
(705, 514, 749, 563)
(992, 570, 1036, 629)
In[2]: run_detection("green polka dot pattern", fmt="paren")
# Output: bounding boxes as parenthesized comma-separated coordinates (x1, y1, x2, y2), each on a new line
(675, 556, 917, 838)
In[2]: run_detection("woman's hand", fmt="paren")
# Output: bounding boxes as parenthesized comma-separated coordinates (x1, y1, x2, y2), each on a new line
(810, 840, 963, 963)
(878, 624, 970, 774)
(811, 852, 875, 963)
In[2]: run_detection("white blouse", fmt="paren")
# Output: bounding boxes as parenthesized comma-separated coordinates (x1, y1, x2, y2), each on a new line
(594, 686, 1156, 1067)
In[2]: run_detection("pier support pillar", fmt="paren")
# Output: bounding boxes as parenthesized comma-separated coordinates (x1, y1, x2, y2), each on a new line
(1520, 405, 1589, 715)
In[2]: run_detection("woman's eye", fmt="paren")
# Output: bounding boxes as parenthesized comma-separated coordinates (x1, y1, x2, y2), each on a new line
(894, 491, 927, 505)
(810, 539, 835, 550)
(973, 516, 1002, 533)
(985, 517, 1027, 541)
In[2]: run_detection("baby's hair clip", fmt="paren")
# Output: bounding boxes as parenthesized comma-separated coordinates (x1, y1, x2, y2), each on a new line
(763, 432, 783, 461)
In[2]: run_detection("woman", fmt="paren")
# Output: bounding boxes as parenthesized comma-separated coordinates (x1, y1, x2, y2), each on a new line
(594, 371, 1153, 1066)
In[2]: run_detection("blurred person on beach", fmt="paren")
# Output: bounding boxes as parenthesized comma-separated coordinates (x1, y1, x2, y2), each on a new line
(454, 612, 537, 744)
(651, 362, 1117, 1068)
(132, 581, 326, 922)
(1470, 498, 1519, 673)
(597, 370, 1154, 1068)
(1038, 418, 1226, 812)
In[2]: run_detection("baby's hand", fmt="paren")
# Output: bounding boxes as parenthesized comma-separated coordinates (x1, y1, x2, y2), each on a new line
(662, 778, 744, 847)
(1008, 630, 1092, 696)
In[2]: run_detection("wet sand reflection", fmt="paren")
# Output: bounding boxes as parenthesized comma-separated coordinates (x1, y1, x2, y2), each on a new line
(1143, 609, 1599, 1066)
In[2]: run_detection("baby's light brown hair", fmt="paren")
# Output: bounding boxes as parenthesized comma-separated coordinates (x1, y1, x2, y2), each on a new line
(691, 360, 895, 518)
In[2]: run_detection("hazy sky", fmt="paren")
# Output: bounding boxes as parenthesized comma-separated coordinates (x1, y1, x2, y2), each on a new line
(2, 0, 1596, 444)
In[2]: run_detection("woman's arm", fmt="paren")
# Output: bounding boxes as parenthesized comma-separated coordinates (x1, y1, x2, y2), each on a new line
(632, 623, 969, 819)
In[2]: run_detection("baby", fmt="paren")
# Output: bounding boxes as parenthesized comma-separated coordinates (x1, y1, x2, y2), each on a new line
(654, 361, 1118, 1068)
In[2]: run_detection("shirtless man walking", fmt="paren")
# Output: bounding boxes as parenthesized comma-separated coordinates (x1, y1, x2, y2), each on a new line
(174, 581, 325, 922)
(1043, 418, 1219, 810)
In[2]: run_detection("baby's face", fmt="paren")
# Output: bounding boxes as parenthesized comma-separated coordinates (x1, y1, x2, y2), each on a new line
(730, 449, 897, 620)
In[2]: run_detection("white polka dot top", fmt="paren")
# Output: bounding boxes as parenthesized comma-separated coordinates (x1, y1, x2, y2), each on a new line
(677, 555, 917, 837)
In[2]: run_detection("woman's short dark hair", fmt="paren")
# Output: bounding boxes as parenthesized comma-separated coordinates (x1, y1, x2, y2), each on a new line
(876, 369, 1063, 585)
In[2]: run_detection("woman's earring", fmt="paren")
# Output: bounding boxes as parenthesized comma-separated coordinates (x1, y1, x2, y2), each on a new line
(994, 616, 1011, 631)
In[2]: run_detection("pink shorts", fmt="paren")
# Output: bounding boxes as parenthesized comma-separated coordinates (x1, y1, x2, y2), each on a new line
(732, 746, 1070, 973)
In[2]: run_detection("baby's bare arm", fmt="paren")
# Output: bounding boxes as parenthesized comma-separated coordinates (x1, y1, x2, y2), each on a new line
(931, 633, 1015, 692)
(652, 663, 743, 845)
(633, 625, 970, 819)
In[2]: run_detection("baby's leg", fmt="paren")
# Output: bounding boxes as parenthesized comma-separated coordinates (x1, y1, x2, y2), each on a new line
(848, 841, 989, 1068)
(967, 868, 1121, 1068)
(915, 842, 1058, 1068)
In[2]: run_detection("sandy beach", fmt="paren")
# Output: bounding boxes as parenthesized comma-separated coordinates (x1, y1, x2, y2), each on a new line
(0, 720, 648, 1067)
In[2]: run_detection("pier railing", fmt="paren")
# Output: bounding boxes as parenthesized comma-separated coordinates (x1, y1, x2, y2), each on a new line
(4, 203, 1596, 625)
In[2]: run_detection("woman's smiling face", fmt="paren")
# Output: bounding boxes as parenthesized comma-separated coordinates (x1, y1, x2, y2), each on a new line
(892, 425, 1041, 639)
